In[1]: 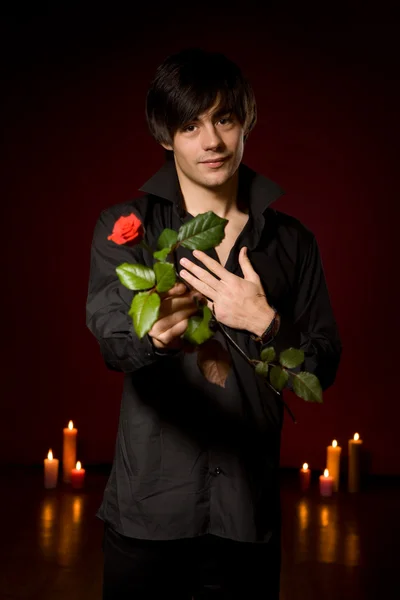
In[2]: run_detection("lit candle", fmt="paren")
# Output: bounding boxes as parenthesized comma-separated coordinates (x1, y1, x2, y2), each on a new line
(71, 461, 86, 489)
(326, 439, 342, 492)
(63, 420, 77, 483)
(348, 433, 363, 492)
(319, 468, 333, 497)
(44, 449, 59, 489)
(299, 462, 311, 491)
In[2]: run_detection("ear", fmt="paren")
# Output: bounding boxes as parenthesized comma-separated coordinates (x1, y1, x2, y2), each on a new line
(161, 142, 173, 151)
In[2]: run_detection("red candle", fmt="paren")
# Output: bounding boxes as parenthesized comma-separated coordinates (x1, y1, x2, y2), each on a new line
(319, 468, 333, 497)
(300, 463, 311, 491)
(71, 461, 85, 489)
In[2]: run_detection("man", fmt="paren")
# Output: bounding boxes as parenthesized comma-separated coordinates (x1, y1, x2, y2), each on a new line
(86, 47, 342, 599)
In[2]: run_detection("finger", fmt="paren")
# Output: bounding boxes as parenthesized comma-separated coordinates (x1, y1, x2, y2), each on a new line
(191, 250, 233, 282)
(154, 300, 200, 330)
(153, 318, 190, 346)
(159, 291, 202, 316)
(160, 282, 188, 298)
(179, 257, 220, 291)
(179, 268, 216, 301)
(150, 305, 198, 338)
(238, 246, 260, 283)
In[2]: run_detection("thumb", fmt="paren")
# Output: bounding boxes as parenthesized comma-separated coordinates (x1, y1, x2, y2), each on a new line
(239, 247, 259, 282)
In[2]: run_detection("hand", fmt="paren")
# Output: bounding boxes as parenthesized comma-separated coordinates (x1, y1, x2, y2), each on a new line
(148, 282, 203, 349)
(179, 246, 275, 336)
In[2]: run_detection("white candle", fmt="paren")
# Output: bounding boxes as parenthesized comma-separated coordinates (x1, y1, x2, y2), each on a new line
(63, 420, 77, 482)
(348, 433, 363, 492)
(44, 449, 59, 489)
(326, 439, 342, 492)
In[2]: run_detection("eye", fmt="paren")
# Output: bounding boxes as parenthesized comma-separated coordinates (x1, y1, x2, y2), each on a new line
(218, 116, 234, 126)
(182, 124, 197, 133)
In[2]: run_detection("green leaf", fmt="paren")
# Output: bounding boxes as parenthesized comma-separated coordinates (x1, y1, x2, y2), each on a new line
(154, 261, 176, 292)
(183, 305, 214, 345)
(128, 291, 161, 338)
(292, 371, 323, 403)
(116, 263, 155, 291)
(157, 228, 178, 250)
(260, 347, 276, 363)
(279, 348, 304, 369)
(153, 248, 171, 262)
(270, 365, 289, 391)
(255, 361, 269, 377)
(177, 211, 228, 250)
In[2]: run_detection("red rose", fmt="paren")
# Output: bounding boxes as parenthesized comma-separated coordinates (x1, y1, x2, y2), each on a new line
(108, 213, 144, 246)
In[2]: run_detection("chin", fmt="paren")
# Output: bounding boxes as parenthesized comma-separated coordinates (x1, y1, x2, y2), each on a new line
(204, 170, 232, 187)
(203, 178, 228, 190)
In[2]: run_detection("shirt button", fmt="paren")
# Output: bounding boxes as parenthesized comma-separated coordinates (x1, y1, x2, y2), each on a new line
(214, 467, 222, 475)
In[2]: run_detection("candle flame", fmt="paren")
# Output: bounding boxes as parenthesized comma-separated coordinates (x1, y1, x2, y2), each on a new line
(332, 440, 338, 447)
(303, 463, 309, 470)
(354, 433, 359, 441)
(324, 468, 329, 477)
(68, 420, 74, 430)
(47, 449, 53, 460)
(76, 461, 81, 470)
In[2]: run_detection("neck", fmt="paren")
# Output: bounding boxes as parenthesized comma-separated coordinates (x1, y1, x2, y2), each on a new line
(178, 170, 242, 218)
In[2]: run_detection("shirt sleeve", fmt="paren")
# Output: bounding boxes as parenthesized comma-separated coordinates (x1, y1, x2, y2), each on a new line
(268, 234, 342, 391)
(85, 208, 160, 373)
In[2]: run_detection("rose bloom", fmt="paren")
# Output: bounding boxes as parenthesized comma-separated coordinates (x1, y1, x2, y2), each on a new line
(108, 213, 144, 246)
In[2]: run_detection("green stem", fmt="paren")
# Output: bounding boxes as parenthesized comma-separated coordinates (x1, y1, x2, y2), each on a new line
(139, 240, 154, 255)
(175, 261, 298, 422)
(215, 321, 297, 424)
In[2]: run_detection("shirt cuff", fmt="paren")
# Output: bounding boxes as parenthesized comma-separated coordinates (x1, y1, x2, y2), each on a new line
(147, 335, 182, 357)
(263, 313, 301, 354)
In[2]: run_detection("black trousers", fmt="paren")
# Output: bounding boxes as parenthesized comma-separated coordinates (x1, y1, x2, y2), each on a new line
(102, 524, 281, 599)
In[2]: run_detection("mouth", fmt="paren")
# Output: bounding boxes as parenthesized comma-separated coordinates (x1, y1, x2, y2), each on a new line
(200, 157, 228, 168)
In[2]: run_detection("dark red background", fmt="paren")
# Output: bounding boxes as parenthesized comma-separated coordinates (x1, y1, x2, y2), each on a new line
(2, 12, 398, 474)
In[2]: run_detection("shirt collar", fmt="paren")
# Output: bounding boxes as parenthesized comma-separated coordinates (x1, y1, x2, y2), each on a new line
(138, 159, 285, 216)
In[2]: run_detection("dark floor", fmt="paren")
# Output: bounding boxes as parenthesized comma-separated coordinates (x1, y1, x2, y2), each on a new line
(1, 467, 399, 599)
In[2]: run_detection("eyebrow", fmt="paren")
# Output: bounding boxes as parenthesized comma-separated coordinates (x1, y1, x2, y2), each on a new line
(212, 106, 233, 119)
(191, 106, 233, 123)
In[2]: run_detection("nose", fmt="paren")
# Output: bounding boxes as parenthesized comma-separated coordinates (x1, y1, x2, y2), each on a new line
(201, 124, 224, 152)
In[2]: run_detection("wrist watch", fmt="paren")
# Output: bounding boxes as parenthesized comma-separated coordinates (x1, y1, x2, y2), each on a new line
(251, 309, 281, 345)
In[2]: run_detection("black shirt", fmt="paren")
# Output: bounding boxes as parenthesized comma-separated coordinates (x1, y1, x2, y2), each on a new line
(86, 161, 342, 543)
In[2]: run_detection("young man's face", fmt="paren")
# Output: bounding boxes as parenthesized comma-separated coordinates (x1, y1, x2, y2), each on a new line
(162, 101, 245, 191)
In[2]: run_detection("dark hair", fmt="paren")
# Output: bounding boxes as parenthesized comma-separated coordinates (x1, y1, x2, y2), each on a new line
(145, 48, 257, 147)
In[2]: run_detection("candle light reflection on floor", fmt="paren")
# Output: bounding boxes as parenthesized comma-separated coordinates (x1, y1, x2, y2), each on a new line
(293, 497, 361, 567)
(39, 496, 58, 558)
(296, 498, 311, 562)
(38, 492, 86, 567)
(57, 494, 86, 566)
(345, 526, 361, 567)
(317, 503, 338, 564)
